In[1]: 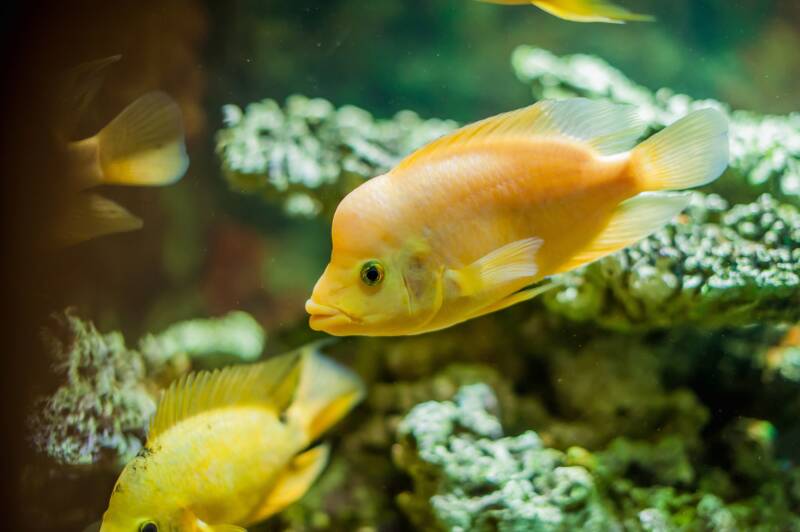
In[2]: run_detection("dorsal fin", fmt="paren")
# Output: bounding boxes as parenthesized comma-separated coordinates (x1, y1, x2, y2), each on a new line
(393, 98, 645, 172)
(58, 54, 121, 136)
(147, 351, 302, 441)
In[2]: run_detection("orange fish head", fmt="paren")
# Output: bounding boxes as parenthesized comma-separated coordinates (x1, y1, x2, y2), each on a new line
(306, 251, 412, 336)
(306, 240, 447, 337)
(307, 178, 444, 336)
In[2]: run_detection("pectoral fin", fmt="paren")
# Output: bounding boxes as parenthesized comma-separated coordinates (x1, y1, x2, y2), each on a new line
(455, 237, 543, 297)
(54, 192, 143, 247)
(246, 444, 330, 523)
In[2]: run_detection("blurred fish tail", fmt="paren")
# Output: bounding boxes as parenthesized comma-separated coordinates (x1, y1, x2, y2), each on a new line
(95, 91, 189, 187)
(476, 0, 531, 4)
(531, 0, 654, 23)
(66, 136, 104, 189)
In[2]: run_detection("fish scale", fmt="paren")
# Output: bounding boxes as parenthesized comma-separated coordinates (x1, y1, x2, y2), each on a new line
(389, 138, 631, 274)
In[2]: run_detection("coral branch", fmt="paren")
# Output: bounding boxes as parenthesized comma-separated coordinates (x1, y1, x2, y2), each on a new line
(216, 95, 456, 218)
(395, 384, 799, 531)
(544, 193, 800, 330)
(29, 310, 267, 467)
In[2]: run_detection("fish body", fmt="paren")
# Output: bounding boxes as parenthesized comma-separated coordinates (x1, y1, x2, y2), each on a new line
(99, 346, 364, 532)
(307, 98, 728, 336)
(477, 0, 653, 23)
(50, 56, 189, 247)
(111, 410, 301, 529)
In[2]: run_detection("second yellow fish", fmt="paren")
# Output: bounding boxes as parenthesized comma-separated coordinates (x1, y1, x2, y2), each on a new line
(98, 346, 364, 532)
(477, 0, 653, 23)
(306, 98, 728, 336)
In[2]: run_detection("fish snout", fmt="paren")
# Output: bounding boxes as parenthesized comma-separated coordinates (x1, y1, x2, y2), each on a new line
(305, 299, 353, 332)
(305, 299, 340, 318)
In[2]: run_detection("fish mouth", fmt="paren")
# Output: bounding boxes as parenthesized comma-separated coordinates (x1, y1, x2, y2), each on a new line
(305, 299, 359, 330)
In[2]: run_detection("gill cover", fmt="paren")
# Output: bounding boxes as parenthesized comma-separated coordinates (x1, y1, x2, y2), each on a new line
(400, 247, 444, 328)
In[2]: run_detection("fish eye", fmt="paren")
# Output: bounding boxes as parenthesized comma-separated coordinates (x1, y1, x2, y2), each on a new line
(138, 522, 157, 532)
(360, 260, 385, 286)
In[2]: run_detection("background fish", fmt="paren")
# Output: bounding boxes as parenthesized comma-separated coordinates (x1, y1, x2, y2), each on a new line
(477, 0, 653, 23)
(99, 346, 365, 532)
(52, 57, 189, 247)
(306, 98, 728, 336)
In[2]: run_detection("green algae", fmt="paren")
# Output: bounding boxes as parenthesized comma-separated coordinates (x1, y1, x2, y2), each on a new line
(216, 95, 456, 219)
(138, 310, 266, 366)
(395, 384, 616, 532)
(395, 384, 800, 531)
(30, 309, 155, 468)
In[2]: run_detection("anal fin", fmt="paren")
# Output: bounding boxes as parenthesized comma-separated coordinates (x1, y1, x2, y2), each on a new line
(245, 444, 330, 524)
(555, 191, 690, 273)
(466, 282, 557, 321)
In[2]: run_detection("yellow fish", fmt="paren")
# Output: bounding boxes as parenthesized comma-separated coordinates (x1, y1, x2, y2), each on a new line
(476, 0, 653, 23)
(98, 346, 364, 532)
(306, 98, 728, 336)
(52, 56, 189, 246)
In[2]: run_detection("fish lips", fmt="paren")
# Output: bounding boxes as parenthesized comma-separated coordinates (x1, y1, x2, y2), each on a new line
(305, 299, 356, 331)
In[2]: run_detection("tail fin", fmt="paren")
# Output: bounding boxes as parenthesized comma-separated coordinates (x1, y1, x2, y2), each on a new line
(630, 108, 728, 192)
(286, 343, 365, 443)
(96, 91, 189, 186)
